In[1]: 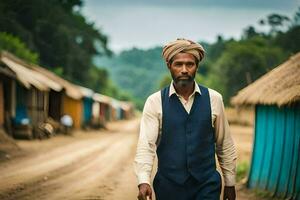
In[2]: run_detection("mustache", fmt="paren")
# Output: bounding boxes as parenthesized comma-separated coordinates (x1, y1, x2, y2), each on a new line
(176, 75, 193, 80)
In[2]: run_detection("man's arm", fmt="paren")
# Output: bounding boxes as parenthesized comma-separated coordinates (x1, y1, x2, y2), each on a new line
(213, 93, 237, 200)
(134, 93, 161, 200)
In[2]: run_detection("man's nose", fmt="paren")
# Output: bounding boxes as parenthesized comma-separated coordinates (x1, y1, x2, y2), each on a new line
(181, 65, 188, 73)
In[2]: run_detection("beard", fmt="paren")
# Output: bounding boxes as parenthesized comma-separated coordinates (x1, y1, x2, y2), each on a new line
(173, 75, 194, 87)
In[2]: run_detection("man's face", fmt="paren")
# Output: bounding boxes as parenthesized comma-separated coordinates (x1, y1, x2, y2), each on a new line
(168, 52, 198, 87)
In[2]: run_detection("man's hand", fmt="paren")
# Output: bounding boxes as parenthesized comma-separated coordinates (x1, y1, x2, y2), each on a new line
(137, 183, 152, 200)
(223, 186, 236, 200)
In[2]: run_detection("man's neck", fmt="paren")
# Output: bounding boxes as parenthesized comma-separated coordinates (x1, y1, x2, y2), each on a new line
(173, 81, 195, 100)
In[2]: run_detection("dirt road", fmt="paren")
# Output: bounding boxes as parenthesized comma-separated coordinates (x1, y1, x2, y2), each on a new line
(0, 118, 257, 200)
(0, 119, 140, 200)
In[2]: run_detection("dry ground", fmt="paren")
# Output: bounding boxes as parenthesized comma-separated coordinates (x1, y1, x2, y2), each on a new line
(0, 118, 261, 200)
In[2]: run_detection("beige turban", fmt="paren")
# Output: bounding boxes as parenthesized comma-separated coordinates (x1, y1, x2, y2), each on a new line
(162, 38, 205, 63)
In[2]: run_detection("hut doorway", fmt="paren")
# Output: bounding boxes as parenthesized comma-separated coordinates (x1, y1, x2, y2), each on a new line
(48, 90, 62, 121)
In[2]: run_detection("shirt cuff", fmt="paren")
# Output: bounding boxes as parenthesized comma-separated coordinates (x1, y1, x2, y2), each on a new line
(224, 174, 236, 186)
(137, 172, 151, 185)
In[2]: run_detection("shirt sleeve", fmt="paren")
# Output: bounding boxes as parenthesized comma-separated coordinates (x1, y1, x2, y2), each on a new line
(134, 93, 160, 185)
(213, 92, 237, 186)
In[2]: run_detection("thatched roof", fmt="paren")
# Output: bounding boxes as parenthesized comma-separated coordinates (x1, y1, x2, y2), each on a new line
(0, 51, 62, 92)
(31, 66, 83, 100)
(78, 86, 94, 98)
(231, 52, 300, 107)
(93, 93, 112, 104)
(120, 101, 134, 111)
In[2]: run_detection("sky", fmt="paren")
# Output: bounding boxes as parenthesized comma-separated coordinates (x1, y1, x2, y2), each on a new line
(82, 0, 299, 52)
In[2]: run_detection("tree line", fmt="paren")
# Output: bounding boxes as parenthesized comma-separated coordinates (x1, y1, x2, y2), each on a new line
(0, 0, 128, 100)
(1, 1, 299, 109)
(98, 9, 300, 109)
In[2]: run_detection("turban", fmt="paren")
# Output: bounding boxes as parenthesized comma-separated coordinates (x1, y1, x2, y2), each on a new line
(162, 38, 205, 63)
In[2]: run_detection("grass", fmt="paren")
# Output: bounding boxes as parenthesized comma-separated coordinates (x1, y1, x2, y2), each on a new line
(236, 161, 249, 182)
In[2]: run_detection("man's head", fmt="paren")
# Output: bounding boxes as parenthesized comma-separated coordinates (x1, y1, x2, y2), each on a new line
(162, 38, 205, 66)
(162, 38, 205, 87)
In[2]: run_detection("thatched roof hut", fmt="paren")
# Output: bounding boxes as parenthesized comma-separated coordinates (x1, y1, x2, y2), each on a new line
(30, 65, 83, 100)
(0, 51, 62, 92)
(231, 52, 300, 107)
(231, 52, 300, 199)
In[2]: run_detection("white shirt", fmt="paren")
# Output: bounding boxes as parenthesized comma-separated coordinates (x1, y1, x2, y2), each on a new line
(134, 82, 237, 186)
(60, 115, 73, 127)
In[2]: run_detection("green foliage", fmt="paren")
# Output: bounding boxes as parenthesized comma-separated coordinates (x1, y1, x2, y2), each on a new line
(0, 0, 126, 105)
(0, 32, 39, 63)
(95, 46, 168, 109)
(236, 161, 249, 182)
(259, 13, 291, 34)
(275, 26, 300, 54)
(209, 36, 286, 104)
(0, 0, 111, 86)
(96, 13, 299, 108)
(2, 1, 298, 111)
(159, 74, 172, 89)
(86, 66, 109, 93)
(52, 67, 64, 77)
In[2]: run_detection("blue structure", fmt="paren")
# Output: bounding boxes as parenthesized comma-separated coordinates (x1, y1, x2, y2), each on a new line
(14, 83, 30, 125)
(231, 52, 300, 199)
(82, 97, 93, 125)
(248, 104, 299, 198)
(78, 86, 94, 127)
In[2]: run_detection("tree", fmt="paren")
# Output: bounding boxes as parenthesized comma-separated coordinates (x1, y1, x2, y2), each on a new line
(259, 14, 291, 35)
(293, 7, 300, 26)
(242, 26, 260, 39)
(0, 0, 111, 85)
(0, 32, 39, 63)
(211, 37, 286, 104)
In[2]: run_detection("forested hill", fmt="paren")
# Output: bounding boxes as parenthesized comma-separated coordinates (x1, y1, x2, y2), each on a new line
(95, 11, 300, 110)
(94, 47, 168, 108)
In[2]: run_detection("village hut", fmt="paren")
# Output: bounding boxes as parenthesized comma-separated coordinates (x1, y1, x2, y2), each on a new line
(30, 66, 84, 129)
(92, 93, 112, 127)
(111, 99, 121, 121)
(0, 51, 62, 138)
(78, 86, 94, 128)
(231, 52, 300, 199)
(91, 93, 101, 128)
(120, 101, 134, 119)
(0, 62, 16, 135)
(0, 78, 3, 130)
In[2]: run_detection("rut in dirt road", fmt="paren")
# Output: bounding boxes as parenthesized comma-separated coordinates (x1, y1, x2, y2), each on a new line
(0, 119, 140, 200)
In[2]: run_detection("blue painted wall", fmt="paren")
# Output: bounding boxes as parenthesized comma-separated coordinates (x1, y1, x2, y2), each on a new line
(248, 104, 300, 199)
(82, 97, 93, 125)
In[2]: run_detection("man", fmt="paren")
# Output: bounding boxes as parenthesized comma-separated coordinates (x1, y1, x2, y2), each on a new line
(134, 38, 237, 200)
(60, 114, 73, 135)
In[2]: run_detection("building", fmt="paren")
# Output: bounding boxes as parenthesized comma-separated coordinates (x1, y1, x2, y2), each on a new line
(79, 86, 94, 128)
(231, 53, 300, 199)
(0, 51, 62, 138)
(31, 66, 84, 129)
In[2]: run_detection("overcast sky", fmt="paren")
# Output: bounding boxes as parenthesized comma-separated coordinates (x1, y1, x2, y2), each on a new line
(82, 0, 299, 52)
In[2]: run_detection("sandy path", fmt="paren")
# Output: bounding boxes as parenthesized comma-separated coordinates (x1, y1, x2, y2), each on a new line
(0, 118, 257, 200)
(0, 119, 140, 200)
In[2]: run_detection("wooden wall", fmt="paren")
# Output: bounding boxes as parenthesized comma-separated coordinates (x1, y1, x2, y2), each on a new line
(62, 95, 82, 129)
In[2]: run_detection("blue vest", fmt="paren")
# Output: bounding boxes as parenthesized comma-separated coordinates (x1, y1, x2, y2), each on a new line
(157, 84, 217, 185)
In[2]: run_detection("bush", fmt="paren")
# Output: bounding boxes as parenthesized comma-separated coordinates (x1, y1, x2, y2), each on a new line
(0, 32, 39, 63)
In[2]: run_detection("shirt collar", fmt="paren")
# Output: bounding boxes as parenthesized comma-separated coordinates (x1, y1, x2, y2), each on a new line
(169, 80, 202, 97)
